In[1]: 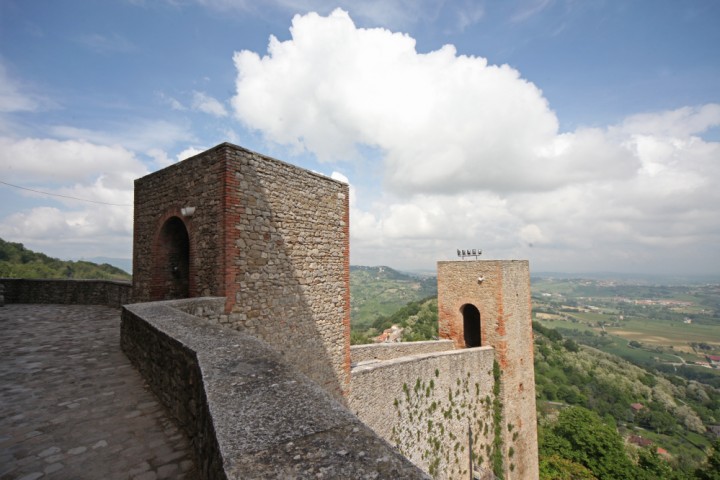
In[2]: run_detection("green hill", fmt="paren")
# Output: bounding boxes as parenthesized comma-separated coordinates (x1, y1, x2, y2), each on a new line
(0, 238, 131, 281)
(349, 270, 719, 477)
(350, 265, 436, 329)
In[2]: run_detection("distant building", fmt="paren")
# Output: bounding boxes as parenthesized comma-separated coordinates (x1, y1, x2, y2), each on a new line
(630, 403, 645, 412)
(707, 355, 720, 365)
(628, 435, 652, 447)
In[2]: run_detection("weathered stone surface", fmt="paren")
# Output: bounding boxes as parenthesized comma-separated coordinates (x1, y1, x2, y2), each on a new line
(350, 347, 496, 480)
(351, 340, 454, 364)
(0, 304, 197, 480)
(132, 143, 351, 401)
(121, 298, 427, 480)
(0, 278, 131, 307)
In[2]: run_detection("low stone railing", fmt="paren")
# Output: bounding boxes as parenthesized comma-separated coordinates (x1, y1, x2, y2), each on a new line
(121, 298, 428, 480)
(0, 278, 132, 307)
(351, 339, 454, 364)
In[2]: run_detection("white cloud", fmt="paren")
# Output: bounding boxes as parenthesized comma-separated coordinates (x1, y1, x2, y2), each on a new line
(0, 137, 142, 260)
(177, 146, 206, 161)
(232, 9, 638, 195)
(49, 118, 194, 152)
(191, 91, 228, 117)
(232, 10, 720, 274)
(0, 61, 41, 113)
(157, 91, 186, 111)
(0, 137, 147, 185)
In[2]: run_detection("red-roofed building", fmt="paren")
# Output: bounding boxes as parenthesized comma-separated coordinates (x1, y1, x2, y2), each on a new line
(630, 403, 645, 412)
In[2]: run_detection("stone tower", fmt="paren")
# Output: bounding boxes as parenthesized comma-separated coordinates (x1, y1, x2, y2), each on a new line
(437, 260, 539, 479)
(132, 143, 351, 400)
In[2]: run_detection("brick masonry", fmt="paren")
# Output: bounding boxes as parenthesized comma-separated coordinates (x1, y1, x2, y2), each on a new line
(437, 260, 539, 479)
(133, 143, 351, 400)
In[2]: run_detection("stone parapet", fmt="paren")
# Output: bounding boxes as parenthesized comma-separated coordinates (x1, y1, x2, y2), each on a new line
(121, 298, 428, 480)
(351, 340, 454, 364)
(0, 278, 131, 307)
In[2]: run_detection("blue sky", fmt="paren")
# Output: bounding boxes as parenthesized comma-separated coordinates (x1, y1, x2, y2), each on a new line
(1, 0, 719, 275)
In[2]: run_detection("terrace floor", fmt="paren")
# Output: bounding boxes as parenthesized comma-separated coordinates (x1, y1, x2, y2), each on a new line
(0, 304, 197, 480)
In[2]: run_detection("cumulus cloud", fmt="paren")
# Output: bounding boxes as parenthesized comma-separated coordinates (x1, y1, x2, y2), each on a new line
(0, 137, 143, 260)
(49, 119, 194, 152)
(232, 9, 636, 195)
(0, 137, 147, 185)
(191, 91, 228, 117)
(176, 146, 206, 161)
(231, 10, 720, 274)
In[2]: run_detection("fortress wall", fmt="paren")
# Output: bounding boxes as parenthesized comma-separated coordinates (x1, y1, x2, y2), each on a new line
(222, 146, 351, 400)
(133, 147, 226, 302)
(437, 260, 539, 479)
(349, 347, 497, 480)
(0, 278, 131, 307)
(121, 299, 427, 480)
(351, 340, 454, 364)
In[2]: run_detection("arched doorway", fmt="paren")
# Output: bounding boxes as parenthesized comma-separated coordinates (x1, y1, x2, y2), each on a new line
(461, 303, 481, 347)
(151, 216, 190, 300)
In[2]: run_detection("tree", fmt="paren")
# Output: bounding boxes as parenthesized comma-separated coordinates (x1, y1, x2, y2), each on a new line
(544, 407, 636, 480)
(539, 454, 596, 480)
(696, 439, 720, 480)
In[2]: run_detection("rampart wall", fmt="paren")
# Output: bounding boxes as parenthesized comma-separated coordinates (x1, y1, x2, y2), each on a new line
(121, 298, 427, 480)
(133, 143, 351, 400)
(349, 347, 497, 480)
(350, 340, 454, 364)
(0, 278, 131, 307)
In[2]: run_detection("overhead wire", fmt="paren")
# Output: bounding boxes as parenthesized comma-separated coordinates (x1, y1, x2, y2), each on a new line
(0, 180, 132, 207)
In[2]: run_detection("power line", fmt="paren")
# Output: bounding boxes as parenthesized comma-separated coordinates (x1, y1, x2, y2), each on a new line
(0, 180, 133, 207)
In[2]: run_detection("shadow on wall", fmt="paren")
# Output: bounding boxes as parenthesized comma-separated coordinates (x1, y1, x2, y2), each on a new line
(223, 153, 349, 400)
(151, 216, 190, 301)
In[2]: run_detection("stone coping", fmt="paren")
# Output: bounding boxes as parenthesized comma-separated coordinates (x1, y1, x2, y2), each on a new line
(0, 278, 132, 307)
(121, 298, 428, 480)
(350, 340, 454, 364)
(352, 345, 495, 374)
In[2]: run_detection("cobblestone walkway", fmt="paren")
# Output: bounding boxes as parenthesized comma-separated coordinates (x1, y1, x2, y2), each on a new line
(0, 304, 198, 480)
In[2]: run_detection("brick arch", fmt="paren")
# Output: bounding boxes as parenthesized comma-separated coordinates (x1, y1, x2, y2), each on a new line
(149, 215, 192, 300)
(460, 303, 481, 347)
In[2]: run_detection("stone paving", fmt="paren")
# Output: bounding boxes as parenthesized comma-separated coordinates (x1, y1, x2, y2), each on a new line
(0, 304, 198, 480)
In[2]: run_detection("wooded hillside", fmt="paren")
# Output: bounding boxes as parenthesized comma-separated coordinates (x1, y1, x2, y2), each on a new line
(0, 238, 131, 281)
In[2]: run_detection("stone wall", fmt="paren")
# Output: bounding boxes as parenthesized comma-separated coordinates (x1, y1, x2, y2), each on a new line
(133, 146, 226, 301)
(222, 146, 351, 400)
(351, 340, 454, 364)
(349, 347, 497, 480)
(0, 278, 132, 307)
(132, 143, 351, 401)
(121, 298, 428, 480)
(437, 260, 538, 479)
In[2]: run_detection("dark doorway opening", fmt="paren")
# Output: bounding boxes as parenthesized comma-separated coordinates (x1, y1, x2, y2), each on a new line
(151, 216, 190, 300)
(462, 304, 481, 347)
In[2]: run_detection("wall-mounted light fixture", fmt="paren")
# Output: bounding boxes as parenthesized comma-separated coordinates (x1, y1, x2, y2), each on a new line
(477, 276, 485, 284)
(181, 206, 196, 217)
